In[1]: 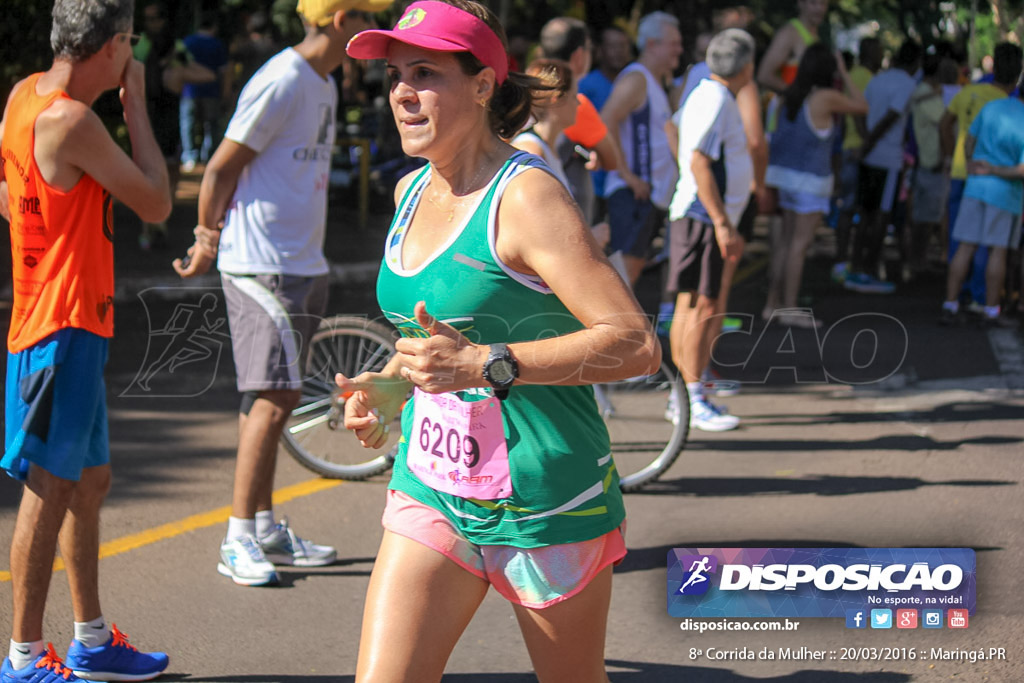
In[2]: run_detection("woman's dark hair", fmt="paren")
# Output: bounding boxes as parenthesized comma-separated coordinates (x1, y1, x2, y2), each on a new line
(782, 42, 836, 122)
(443, 0, 556, 138)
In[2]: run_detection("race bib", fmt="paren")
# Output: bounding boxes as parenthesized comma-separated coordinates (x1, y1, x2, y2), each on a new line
(406, 389, 512, 499)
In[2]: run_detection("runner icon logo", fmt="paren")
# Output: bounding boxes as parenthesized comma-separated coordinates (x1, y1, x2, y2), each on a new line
(677, 555, 718, 595)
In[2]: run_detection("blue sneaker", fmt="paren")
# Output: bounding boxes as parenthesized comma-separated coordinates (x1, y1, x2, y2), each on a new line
(843, 272, 895, 294)
(2, 644, 83, 681)
(65, 625, 168, 681)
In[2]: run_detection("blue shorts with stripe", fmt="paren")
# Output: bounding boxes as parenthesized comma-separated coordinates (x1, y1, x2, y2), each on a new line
(3, 328, 110, 482)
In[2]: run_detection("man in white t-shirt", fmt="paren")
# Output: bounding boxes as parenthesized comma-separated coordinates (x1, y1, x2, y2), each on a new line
(665, 29, 755, 432)
(847, 40, 922, 294)
(174, 0, 383, 587)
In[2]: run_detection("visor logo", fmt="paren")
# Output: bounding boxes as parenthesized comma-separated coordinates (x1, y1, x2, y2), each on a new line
(398, 8, 426, 29)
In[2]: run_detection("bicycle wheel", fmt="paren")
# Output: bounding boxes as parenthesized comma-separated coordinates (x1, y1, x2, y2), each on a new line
(597, 357, 689, 492)
(282, 315, 401, 480)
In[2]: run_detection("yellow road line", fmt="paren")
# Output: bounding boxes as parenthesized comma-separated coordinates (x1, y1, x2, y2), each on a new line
(0, 478, 341, 583)
(732, 254, 768, 287)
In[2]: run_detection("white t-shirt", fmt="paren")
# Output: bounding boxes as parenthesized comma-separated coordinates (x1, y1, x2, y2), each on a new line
(218, 48, 336, 276)
(862, 68, 916, 171)
(669, 79, 752, 226)
(673, 61, 711, 110)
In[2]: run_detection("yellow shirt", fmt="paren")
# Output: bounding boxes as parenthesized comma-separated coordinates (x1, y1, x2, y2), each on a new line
(947, 83, 1006, 180)
(842, 65, 874, 150)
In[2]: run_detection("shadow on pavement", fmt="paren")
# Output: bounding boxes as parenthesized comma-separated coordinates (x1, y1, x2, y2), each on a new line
(686, 434, 1021, 452)
(741, 400, 1024, 427)
(162, 663, 913, 682)
(617, 543, 1002, 574)
(630, 474, 1013, 498)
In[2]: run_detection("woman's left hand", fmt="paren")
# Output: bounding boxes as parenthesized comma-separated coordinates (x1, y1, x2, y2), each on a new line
(395, 301, 486, 394)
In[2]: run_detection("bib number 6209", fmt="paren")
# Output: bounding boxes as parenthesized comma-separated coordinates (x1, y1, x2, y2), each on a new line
(418, 417, 480, 468)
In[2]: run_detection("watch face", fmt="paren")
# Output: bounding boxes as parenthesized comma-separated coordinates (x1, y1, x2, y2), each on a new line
(489, 359, 515, 383)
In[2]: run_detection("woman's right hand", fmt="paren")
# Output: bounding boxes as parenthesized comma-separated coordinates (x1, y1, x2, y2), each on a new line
(336, 372, 409, 449)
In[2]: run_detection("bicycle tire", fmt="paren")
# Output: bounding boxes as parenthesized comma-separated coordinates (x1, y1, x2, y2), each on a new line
(282, 315, 400, 480)
(598, 356, 689, 492)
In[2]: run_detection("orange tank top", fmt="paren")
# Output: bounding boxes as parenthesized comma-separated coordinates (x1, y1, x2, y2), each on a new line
(2, 73, 114, 353)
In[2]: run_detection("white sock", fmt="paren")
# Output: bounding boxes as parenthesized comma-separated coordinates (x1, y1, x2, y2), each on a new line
(227, 516, 256, 541)
(8, 640, 44, 670)
(255, 510, 276, 539)
(686, 382, 704, 403)
(942, 300, 959, 313)
(73, 616, 110, 648)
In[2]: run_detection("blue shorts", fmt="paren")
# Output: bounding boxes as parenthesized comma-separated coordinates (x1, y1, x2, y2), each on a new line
(3, 328, 110, 482)
(606, 188, 665, 258)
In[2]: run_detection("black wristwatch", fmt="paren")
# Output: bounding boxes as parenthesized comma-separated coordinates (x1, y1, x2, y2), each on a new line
(482, 343, 518, 401)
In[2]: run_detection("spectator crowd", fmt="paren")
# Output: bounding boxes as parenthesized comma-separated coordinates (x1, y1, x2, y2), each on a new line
(118, 0, 1024, 436)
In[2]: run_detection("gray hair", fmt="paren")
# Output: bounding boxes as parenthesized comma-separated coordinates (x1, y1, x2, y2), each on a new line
(636, 12, 679, 53)
(51, 0, 134, 62)
(706, 28, 755, 78)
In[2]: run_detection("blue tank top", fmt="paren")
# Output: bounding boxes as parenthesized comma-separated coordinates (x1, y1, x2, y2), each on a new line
(765, 100, 835, 197)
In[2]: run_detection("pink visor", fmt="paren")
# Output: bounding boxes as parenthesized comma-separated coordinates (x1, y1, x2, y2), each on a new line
(346, 0, 509, 84)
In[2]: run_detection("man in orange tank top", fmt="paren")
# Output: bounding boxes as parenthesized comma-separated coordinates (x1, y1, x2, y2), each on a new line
(0, 0, 171, 679)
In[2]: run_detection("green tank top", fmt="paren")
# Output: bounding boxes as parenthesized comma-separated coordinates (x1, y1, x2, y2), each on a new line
(376, 151, 625, 547)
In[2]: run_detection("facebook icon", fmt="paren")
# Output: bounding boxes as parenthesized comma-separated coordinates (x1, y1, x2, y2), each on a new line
(846, 609, 867, 629)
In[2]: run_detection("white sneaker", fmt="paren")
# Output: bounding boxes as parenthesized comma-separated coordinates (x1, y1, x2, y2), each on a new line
(690, 398, 740, 432)
(259, 518, 337, 567)
(664, 391, 681, 425)
(218, 534, 279, 586)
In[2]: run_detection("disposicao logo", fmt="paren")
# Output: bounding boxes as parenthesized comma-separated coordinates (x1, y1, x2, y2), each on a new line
(667, 548, 976, 619)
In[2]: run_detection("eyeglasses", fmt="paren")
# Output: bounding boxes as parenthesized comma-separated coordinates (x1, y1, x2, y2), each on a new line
(119, 32, 142, 47)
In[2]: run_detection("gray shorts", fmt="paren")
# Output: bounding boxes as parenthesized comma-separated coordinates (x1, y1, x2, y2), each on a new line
(951, 196, 1021, 249)
(221, 273, 329, 392)
(911, 168, 950, 224)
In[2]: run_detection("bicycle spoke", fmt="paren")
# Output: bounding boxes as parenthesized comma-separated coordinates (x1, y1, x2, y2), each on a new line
(292, 396, 334, 416)
(288, 412, 331, 434)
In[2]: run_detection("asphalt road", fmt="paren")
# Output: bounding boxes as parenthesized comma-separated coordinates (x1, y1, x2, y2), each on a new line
(1, 215, 1022, 682)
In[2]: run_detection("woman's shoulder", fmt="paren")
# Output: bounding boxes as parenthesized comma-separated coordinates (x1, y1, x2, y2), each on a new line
(498, 154, 574, 214)
(393, 166, 429, 207)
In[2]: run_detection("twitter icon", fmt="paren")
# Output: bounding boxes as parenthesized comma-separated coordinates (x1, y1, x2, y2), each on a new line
(871, 609, 892, 629)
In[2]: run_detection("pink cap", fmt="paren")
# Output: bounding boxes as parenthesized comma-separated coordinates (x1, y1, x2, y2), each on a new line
(346, 1, 508, 84)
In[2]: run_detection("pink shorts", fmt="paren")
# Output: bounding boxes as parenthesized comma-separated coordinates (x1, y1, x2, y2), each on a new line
(381, 489, 627, 609)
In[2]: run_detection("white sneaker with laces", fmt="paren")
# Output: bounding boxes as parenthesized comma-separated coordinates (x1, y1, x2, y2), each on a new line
(260, 518, 337, 567)
(664, 390, 680, 425)
(690, 398, 740, 432)
(218, 534, 279, 586)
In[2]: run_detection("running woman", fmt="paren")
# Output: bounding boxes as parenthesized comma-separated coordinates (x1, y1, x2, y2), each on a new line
(340, 2, 661, 681)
